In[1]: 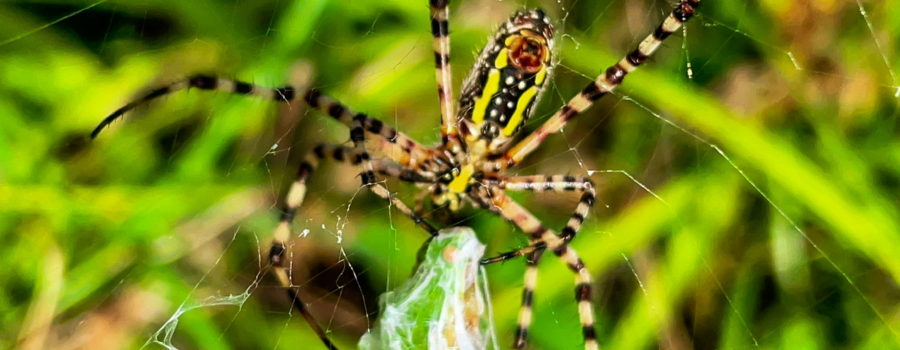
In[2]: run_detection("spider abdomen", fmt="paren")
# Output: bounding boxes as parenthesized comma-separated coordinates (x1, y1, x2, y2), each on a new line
(459, 9, 554, 152)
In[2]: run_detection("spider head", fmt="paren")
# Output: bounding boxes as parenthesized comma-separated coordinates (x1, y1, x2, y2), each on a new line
(459, 9, 554, 152)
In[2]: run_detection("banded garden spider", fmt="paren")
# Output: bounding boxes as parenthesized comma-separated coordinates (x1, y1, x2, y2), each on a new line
(92, 0, 700, 348)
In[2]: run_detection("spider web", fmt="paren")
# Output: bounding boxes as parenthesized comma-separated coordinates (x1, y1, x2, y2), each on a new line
(541, 1, 898, 347)
(4, 0, 898, 349)
(544, 1, 897, 347)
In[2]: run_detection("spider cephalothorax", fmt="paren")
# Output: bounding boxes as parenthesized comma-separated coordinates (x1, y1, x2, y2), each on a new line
(92, 1, 699, 348)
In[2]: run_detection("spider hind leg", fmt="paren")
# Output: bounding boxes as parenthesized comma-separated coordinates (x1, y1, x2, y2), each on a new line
(481, 188, 598, 350)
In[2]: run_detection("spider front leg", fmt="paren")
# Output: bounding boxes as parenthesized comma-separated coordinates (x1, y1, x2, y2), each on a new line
(270, 142, 436, 349)
(347, 115, 440, 236)
(480, 188, 597, 350)
(271, 143, 375, 350)
(516, 246, 545, 348)
(271, 142, 433, 266)
(428, 0, 462, 154)
(486, 0, 701, 171)
(93, 73, 443, 348)
(91, 75, 436, 173)
(481, 175, 596, 265)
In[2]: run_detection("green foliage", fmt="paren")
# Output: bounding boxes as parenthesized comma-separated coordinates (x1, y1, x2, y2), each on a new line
(1, 0, 898, 349)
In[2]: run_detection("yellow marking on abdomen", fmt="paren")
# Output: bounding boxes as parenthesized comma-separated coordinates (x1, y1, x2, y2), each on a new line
(471, 69, 501, 123)
(503, 86, 538, 136)
(494, 48, 509, 69)
(535, 67, 547, 85)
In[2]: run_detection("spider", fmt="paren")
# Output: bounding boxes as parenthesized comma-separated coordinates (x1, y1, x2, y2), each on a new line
(91, 0, 700, 348)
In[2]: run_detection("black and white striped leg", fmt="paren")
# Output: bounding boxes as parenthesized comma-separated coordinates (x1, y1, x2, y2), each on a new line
(270, 144, 368, 350)
(500, 0, 701, 168)
(481, 175, 596, 265)
(268, 143, 431, 350)
(91, 75, 436, 174)
(514, 247, 544, 348)
(305, 89, 437, 173)
(484, 189, 598, 350)
(428, 0, 462, 155)
(349, 115, 440, 236)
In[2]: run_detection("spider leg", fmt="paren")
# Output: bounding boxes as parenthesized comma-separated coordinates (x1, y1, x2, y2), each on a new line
(481, 188, 597, 350)
(269, 143, 431, 350)
(485, 0, 700, 171)
(348, 115, 440, 236)
(480, 175, 596, 265)
(356, 164, 439, 236)
(270, 144, 369, 350)
(91, 76, 437, 173)
(428, 0, 462, 154)
(516, 247, 544, 348)
(413, 187, 432, 218)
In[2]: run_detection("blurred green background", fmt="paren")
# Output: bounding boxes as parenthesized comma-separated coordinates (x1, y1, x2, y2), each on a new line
(1, 0, 898, 349)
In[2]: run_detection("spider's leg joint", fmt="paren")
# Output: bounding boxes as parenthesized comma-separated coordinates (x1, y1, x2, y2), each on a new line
(360, 171, 376, 186)
(580, 192, 595, 206)
(605, 64, 627, 86)
(303, 88, 321, 107)
(580, 82, 606, 102)
(298, 159, 315, 176)
(575, 282, 591, 301)
(279, 207, 296, 222)
(582, 325, 598, 345)
(365, 117, 384, 134)
(274, 86, 296, 102)
(429, 0, 449, 9)
(188, 74, 217, 89)
(350, 126, 365, 143)
(674, 0, 701, 22)
(430, 16, 449, 38)
(269, 242, 287, 267)
(233, 81, 254, 95)
(513, 327, 528, 349)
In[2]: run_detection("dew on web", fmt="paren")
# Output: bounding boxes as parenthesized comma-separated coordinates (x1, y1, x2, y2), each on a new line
(681, 24, 694, 80)
(560, 33, 582, 50)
